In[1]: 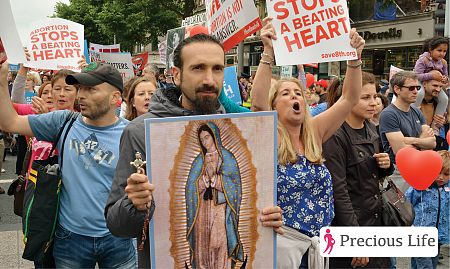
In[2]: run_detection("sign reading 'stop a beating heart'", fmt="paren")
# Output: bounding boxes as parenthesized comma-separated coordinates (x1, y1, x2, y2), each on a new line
(396, 147, 443, 190)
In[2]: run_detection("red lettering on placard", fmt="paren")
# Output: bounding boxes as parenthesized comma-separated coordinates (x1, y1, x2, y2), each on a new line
(274, 1, 289, 20)
(33, 48, 82, 61)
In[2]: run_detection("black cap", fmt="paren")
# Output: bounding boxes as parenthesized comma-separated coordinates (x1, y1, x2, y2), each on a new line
(66, 62, 123, 92)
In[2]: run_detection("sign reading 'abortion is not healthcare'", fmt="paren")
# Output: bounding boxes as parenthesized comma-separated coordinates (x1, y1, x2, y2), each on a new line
(206, 0, 262, 52)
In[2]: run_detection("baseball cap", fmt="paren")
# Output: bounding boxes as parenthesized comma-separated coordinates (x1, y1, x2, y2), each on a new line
(314, 79, 328, 89)
(66, 62, 123, 92)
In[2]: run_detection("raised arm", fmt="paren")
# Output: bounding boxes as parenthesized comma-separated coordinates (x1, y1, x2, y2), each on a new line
(313, 29, 365, 143)
(11, 64, 28, 103)
(251, 17, 276, 112)
(0, 62, 34, 137)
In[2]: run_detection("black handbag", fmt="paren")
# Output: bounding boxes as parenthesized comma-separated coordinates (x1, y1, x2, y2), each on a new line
(22, 112, 78, 262)
(7, 175, 26, 216)
(380, 178, 415, 226)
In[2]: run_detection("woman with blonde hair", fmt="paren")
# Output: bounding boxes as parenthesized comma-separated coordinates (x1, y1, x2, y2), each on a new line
(253, 17, 365, 268)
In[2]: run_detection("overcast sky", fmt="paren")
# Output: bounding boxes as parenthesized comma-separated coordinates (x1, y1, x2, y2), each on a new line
(10, 0, 70, 42)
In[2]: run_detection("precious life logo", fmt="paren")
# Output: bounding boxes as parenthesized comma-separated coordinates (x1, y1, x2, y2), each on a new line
(319, 227, 438, 257)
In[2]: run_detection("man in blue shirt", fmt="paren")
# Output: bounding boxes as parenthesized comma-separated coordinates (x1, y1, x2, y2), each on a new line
(0, 61, 135, 268)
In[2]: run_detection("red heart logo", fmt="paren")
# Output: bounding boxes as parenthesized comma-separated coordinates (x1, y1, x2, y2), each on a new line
(396, 147, 443, 190)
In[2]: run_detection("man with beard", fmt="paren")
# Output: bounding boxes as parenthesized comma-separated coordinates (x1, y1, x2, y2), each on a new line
(105, 34, 282, 268)
(415, 78, 447, 149)
(0, 61, 136, 268)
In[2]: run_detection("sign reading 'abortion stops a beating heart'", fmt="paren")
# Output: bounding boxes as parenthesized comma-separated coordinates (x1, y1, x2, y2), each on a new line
(267, 0, 357, 66)
(25, 18, 84, 72)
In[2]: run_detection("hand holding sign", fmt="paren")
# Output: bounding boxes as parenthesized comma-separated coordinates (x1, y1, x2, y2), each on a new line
(349, 28, 365, 60)
(260, 17, 277, 50)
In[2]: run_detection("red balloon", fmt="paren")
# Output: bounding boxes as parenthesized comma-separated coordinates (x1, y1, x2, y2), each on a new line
(446, 130, 450, 146)
(305, 73, 314, 88)
(396, 147, 443, 190)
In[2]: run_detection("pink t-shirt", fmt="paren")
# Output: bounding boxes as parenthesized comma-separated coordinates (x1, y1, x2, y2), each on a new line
(13, 103, 57, 178)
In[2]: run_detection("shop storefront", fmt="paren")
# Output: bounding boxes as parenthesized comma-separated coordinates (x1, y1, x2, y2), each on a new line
(348, 12, 435, 78)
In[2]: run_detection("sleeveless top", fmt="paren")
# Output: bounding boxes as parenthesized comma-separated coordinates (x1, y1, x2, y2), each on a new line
(277, 155, 334, 237)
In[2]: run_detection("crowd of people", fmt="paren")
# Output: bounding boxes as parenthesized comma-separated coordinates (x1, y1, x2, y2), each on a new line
(0, 16, 449, 269)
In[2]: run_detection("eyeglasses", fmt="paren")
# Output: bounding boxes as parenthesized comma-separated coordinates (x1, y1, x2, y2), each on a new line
(401, 85, 421, 91)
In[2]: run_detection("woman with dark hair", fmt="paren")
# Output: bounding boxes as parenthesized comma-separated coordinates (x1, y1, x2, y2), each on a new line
(323, 71, 394, 268)
(371, 93, 389, 127)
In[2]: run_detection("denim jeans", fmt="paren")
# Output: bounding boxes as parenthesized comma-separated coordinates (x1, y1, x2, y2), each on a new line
(411, 256, 439, 269)
(53, 224, 136, 269)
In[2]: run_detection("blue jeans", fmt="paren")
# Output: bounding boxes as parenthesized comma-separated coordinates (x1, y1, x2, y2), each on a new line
(53, 224, 136, 269)
(411, 256, 439, 269)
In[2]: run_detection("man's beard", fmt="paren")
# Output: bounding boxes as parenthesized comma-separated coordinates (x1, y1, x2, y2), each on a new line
(183, 84, 220, 115)
(83, 99, 111, 120)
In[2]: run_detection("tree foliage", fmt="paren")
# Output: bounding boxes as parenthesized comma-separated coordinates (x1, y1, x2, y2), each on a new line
(54, 0, 191, 52)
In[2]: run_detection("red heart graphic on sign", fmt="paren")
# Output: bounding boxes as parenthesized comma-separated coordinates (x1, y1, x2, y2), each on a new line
(395, 147, 443, 190)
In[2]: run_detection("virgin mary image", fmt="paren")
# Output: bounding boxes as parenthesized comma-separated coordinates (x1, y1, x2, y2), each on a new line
(185, 122, 244, 269)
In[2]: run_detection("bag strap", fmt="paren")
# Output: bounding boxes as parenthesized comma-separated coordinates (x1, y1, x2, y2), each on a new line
(47, 112, 78, 169)
(58, 112, 78, 170)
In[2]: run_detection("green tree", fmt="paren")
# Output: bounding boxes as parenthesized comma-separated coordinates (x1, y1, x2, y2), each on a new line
(54, 0, 185, 52)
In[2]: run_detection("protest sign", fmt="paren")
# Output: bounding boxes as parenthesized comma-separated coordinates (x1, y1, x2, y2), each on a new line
(132, 52, 148, 75)
(83, 40, 90, 64)
(181, 13, 207, 27)
(223, 66, 242, 105)
(25, 91, 36, 105)
(89, 51, 134, 80)
(0, 0, 27, 64)
(158, 40, 167, 65)
(206, 0, 262, 52)
(389, 65, 404, 80)
(280, 66, 293, 78)
(267, 0, 356, 66)
(25, 18, 84, 72)
(89, 42, 120, 53)
(166, 27, 186, 69)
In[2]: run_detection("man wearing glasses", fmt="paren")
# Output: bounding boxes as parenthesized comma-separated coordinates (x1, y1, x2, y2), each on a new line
(379, 71, 436, 193)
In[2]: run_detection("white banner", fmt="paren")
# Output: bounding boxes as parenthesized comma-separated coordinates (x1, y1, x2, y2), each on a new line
(89, 42, 120, 53)
(0, 0, 27, 64)
(25, 18, 84, 71)
(206, 0, 262, 52)
(158, 40, 167, 65)
(320, 227, 438, 257)
(267, 0, 357, 66)
(181, 13, 207, 27)
(89, 51, 134, 81)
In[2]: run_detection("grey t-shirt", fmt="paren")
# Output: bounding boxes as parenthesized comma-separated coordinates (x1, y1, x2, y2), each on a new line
(379, 104, 426, 163)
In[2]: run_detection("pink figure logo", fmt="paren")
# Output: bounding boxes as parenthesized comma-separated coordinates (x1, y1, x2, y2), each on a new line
(323, 228, 336, 254)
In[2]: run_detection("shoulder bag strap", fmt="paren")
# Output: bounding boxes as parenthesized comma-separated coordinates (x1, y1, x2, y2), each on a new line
(47, 111, 75, 157)
(58, 112, 78, 170)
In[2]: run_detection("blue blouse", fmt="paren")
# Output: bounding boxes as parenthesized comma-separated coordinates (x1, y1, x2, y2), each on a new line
(405, 182, 450, 244)
(277, 155, 335, 237)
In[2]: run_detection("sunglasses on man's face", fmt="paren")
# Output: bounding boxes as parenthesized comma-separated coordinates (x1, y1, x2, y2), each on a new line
(401, 85, 421, 91)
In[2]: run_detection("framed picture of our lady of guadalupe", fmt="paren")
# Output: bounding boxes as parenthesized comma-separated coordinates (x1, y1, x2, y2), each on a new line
(144, 112, 277, 269)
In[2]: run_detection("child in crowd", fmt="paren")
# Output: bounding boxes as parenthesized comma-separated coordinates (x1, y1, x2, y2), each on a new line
(414, 37, 449, 134)
(405, 150, 450, 269)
